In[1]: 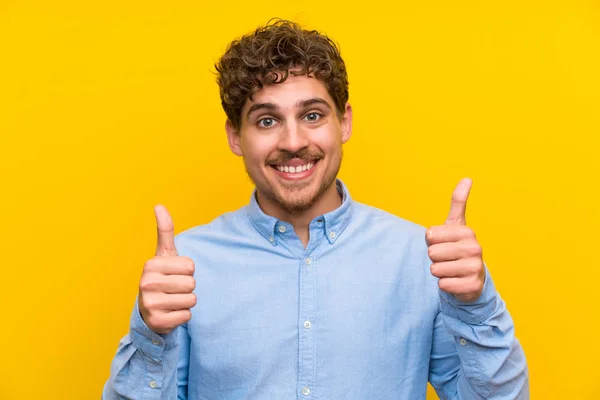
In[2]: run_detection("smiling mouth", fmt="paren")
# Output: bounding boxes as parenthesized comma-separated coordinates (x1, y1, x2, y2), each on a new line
(268, 158, 321, 178)
(271, 161, 316, 174)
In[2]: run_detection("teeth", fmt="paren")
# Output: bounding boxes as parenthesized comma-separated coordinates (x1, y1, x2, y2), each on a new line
(276, 161, 315, 174)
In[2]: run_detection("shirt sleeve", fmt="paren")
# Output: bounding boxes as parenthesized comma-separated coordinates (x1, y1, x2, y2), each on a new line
(429, 266, 530, 399)
(102, 298, 189, 400)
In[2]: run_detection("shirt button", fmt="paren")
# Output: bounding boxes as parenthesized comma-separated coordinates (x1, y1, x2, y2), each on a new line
(460, 338, 467, 346)
(278, 225, 287, 233)
(329, 231, 336, 239)
(152, 339, 160, 345)
(269, 235, 274, 243)
(302, 387, 311, 396)
(305, 257, 312, 266)
(303, 320, 312, 329)
(149, 380, 158, 389)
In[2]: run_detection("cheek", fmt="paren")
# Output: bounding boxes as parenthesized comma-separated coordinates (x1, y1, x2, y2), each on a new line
(314, 133, 342, 156)
(313, 123, 342, 146)
(241, 135, 274, 166)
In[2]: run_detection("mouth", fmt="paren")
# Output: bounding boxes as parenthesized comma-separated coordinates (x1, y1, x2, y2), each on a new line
(269, 159, 320, 179)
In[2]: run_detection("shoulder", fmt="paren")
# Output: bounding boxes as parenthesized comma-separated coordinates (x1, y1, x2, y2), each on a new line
(348, 200, 430, 260)
(351, 201, 427, 237)
(173, 205, 250, 250)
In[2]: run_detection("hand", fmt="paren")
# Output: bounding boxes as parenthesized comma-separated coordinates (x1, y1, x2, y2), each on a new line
(426, 178, 485, 303)
(138, 205, 196, 334)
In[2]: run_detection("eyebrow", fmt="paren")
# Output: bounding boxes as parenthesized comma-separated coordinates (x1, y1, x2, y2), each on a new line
(298, 98, 332, 110)
(246, 97, 332, 120)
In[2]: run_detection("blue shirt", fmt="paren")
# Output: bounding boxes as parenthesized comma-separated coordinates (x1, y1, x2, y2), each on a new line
(103, 180, 528, 399)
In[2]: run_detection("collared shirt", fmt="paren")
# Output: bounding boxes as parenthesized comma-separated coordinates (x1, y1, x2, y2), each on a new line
(104, 180, 529, 399)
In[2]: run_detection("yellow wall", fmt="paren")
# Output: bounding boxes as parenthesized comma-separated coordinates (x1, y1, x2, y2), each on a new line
(1, 1, 599, 398)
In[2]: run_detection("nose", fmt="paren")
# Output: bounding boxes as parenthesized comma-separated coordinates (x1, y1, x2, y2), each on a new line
(277, 121, 310, 153)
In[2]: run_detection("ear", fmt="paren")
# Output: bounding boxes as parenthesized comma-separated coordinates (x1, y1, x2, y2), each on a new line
(340, 103, 353, 144)
(225, 120, 243, 156)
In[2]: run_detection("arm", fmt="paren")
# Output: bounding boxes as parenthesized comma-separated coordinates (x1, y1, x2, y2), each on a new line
(426, 178, 529, 398)
(102, 300, 189, 400)
(429, 267, 529, 399)
(103, 205, 195, 399)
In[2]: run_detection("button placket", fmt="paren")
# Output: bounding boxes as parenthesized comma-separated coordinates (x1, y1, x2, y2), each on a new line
(297, 244, 317, 400)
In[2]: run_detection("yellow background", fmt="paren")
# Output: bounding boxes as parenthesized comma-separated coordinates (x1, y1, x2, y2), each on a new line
(1, 1, 599, 398)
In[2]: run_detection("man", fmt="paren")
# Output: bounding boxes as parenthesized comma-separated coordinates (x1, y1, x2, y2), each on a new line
(103, 19, 528, 399)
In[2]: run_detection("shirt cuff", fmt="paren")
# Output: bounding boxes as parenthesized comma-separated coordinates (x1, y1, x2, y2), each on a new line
(130, 297, 179, 361)
(438, 264, 499, 324)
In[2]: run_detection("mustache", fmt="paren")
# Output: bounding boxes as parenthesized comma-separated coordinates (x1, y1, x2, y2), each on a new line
(266, 148, 324, 164)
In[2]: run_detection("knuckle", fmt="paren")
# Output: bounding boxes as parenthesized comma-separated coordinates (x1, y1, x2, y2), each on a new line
(187, 277, 197, 292)
(467, 241, 482, 257)
(430, 263, 438, 276)
(145, 257, 169, 273)
(438, 278, 448, 291)
(463, 226, 476, 239)
(469, 277, 483, 292)
(182, 309, 192, 322)
(139, 278, 154, 292)
(184, 257, 195, 274)
(140, 274, 162, 292)
(475, 258, 484, 272)
(427, 246, 435, 260)
(466, 259, 481, 275)
(146, 313, 163, 329)
(426, 228, 434, 242)
(190, 293, 197, 307)
(143, 259, 155, 272)
(143, 297, 158, 310)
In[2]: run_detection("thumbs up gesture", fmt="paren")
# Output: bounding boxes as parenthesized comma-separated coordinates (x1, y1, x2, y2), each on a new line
(138, 205, 196, 334)
(426, 178, 485, 303)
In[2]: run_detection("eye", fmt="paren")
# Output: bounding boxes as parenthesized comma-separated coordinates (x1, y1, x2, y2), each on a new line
(304, 112, 322, 122)
(257, 117, 277, 128)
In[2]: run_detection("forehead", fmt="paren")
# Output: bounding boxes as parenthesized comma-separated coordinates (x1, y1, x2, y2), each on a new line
(243, 74, 334, 112)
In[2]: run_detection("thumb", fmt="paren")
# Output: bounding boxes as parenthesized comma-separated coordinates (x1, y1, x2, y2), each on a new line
(445, 178, 472, 225)
(154, 205, 177, 256)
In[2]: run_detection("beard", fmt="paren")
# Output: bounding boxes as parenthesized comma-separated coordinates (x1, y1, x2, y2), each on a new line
(245, 147, 343, 215)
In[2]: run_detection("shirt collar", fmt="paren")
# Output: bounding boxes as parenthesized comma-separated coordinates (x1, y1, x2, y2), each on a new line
(246, 179, 353, 246)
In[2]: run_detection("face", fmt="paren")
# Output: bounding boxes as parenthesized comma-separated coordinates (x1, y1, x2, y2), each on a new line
(226, 74, 352, 215)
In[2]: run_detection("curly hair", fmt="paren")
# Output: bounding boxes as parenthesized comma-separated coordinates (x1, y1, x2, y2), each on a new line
(215, 18, 349, 131)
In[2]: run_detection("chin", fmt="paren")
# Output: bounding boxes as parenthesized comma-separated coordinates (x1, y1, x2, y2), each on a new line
(272, 185, 318, 213)
(276, 196, 317, 215)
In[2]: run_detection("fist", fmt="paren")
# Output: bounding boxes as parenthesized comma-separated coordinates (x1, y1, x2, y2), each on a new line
(427, 178, 485, 303)
(138, 205, 196, 334)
